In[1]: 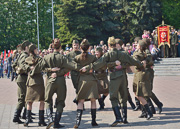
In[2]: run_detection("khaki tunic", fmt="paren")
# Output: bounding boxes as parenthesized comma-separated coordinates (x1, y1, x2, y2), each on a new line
(31, 51, 78, 113)
(133, 49, 152, 97)
(74, 54, 99, 100)
(13, 52, 29, 110)
(24, 55, 45, 102)
(66, 50, 81, 93)
(86, 48, 143, 107)
(94, 58, 109, 94)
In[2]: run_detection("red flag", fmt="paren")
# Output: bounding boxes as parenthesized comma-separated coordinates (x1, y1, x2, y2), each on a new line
(8, 50, 11, 57)
(4, 50, 6, 60)
(157, 26, 170, 48)
(11, 50, 13, 54)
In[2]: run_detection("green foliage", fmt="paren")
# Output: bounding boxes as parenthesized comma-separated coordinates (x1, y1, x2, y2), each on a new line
(161, 0, 180, 29)
(55, 0, 122, 46)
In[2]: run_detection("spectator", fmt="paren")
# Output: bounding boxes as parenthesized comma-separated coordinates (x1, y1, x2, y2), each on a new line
(7, 54, 12, 79)
(99, 40, 104, 47)
(151, 44, 160, 61)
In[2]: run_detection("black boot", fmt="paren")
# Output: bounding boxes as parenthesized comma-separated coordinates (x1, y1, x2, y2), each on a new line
(151, 92, 163, 114)
(73, 98, 78, 105)
(31, 112, 36, 115)
(38, 110, 47, 126)
(157, 102, 163, 114)
(74, 109, 83, 128)
(147, 98, 156, 114)
(24, 110, 32, 127)
(128, 94, 136, 110)
(122, 106, 128, 124)
(22, 108, 26, 119)
(13, 109, 23, 124)
(54, 98, 57, 108)
(111, 106, 123, 127)
(139, 105, 147, 118)
(46, 108, 54, 129)
(134, 97, 141, 111)
(53, 112, 64, 128)
(98, 98, 105, 110)
(91, 109, 98, 126)
(144, 104, 153, 120)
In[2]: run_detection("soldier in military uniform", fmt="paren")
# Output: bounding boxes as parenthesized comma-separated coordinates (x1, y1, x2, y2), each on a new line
(73, 39, 99, 128)
(12, 41, 31, 124)
(94, 47, 109, 110)
(132, 40, 153, 120)
(19, 44, 46, 127)
(81, 36, 144, 127)
(66, 40, 81, 104)
(115, 38, 136, 112)
(170, 28, 178, 57)
(30, 38, 79, 129)
(143, 38, 163, 114)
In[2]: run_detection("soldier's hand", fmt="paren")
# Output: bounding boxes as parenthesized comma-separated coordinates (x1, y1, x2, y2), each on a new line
(51, 73, 57, 78)
(142, 60, 146, 68)
(115, 65, 122, 70)
(115, 60, 121, 66)
(80, 67, 86, 72)
(30, 66, 35, 70)
(51, 67, 60, 72)
(89, 69, 93, 73)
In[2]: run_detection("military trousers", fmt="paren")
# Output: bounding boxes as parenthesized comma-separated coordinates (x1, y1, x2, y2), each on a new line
(16, 82, 27, 110)
(71, 74, 79, 94)
(109, 75, 128, 107)
(170, 44, 177, 57)
(45, 76, 66, 113)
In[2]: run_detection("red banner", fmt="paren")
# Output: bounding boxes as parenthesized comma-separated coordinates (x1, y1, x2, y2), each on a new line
(157, 26, 170, 48)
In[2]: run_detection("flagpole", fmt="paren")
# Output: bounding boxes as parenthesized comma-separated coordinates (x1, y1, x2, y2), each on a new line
(36, 0, 39, 50)
(52, 0, 54, 40)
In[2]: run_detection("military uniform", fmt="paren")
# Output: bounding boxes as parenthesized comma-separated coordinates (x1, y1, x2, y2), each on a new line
(75, 54, 99, 100)
(31, 49, 78, 128)
(66, 50, 81, 93)
(25, 55, 45, 102)
(170, 32, 178, 57)
(12, 41, 31, 124)
(85, 36, 143, 126)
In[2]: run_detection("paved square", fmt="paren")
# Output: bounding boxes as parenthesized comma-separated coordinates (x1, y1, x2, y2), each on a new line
(0, 75, 180, 129)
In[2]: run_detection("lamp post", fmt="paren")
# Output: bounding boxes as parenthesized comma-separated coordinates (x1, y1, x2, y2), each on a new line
(36, 0, 39, 50)
(52, 0, 54, 40)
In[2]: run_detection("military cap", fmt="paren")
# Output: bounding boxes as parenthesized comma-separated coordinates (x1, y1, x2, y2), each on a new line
(53, 38, 61, 48)
(142, 38, 151, 46)
(96, 47, 103, 53)
(29, 44, 37, 54)
(108, 36, 115, 45)
(115, 38, 123, 46)
(138, 40, 146, 48)
(21, 40, 31, 50)
(134, 37, 141, 42)
(72, 40, 79, 44)
(80, 39, 89, 46)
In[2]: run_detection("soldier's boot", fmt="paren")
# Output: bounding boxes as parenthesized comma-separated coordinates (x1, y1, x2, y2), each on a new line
(91, 109, 98, 126)
(22, 108, 26, 119)
(13, 109, 23, 124)
(24, 110, 32, 127)
(151, 94, 163, 114)
(73, 98, 78, 105)
(144, 104, 153, 120)
(98, 98, 105, 110)
(46, 108, 54, 129)
(147, 98, 156, 114)
(54, 98, 57, 108)
(31, 112, 36, 116)
(73, 109, 83, 128)
(139, 105, 147, 118)
(38, 110, 47, 126)
(128, 94, 136, 110)
(134, 97, 141, 111)
(53, 112, 64, 129)
(122, 106, 128, 124)
(111, 106, 123, 127)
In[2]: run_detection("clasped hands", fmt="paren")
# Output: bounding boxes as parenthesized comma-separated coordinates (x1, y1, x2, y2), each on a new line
(50, 67, 60, 78)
